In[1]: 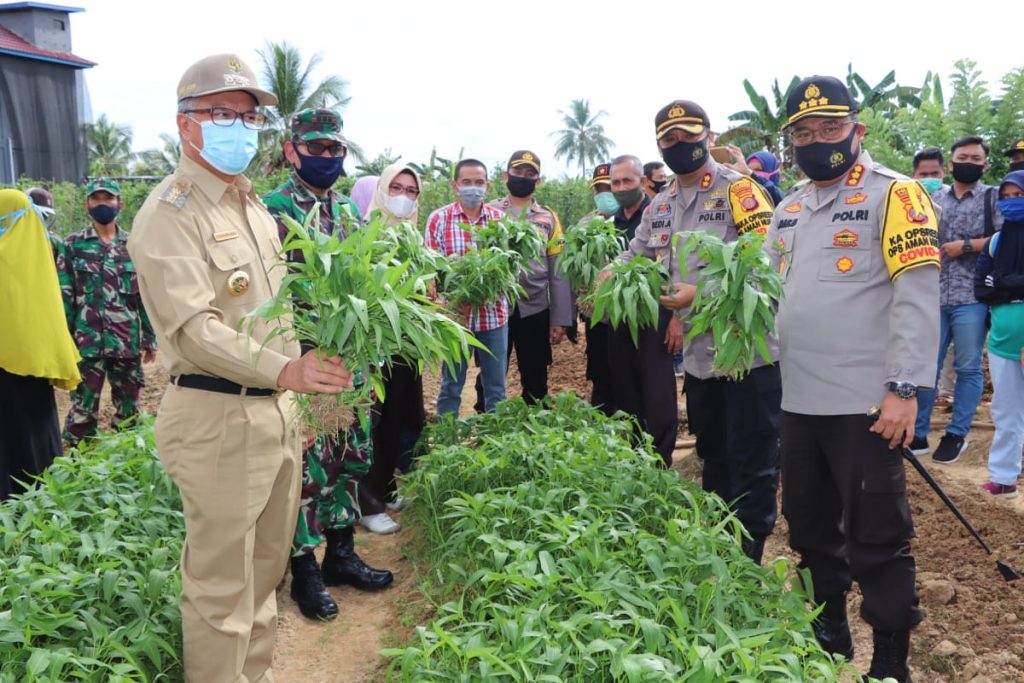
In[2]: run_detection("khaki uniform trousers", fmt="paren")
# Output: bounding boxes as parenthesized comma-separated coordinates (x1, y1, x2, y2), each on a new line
(156, 384, 301, 683)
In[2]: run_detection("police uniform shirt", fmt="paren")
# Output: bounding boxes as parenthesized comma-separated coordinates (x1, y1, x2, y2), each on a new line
(617, 161, 776, 379)
(766, 151, 940, 415)
(128, 154, 300, 387)
(487, 197, 573, 326)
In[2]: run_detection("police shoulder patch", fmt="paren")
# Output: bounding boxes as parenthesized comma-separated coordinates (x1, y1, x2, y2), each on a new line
(881, 180, 940, 282)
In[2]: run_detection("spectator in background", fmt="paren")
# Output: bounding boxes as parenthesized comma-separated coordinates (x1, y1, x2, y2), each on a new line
(350, 175, 378, 218)
(0, 188, 80, 500)
(591, 162, 617, 218)
(746, 151, 786, 205)
(641, 160, 668, 199)
(912, 136, 1003, 463)
(974, 170, 1024, 498)
(26, 186, 61, 260)
(360, 163, 426, 535)
(1006, 137, 1024, 173)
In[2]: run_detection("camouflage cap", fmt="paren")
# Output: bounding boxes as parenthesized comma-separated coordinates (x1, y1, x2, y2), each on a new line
(508, 150, 540, 172)
(177, 53, 277, 106)
(86, 177, 121, 197)
(290, 108, 345, 143)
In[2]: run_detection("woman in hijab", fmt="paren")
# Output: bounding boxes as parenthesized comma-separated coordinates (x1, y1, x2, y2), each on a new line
(746, 151, 786, 206)
(0, 189, 80, 500)
(975, 170, 1024, 498)
(349, 175, 379, 218)
(360, 164, 425, 534)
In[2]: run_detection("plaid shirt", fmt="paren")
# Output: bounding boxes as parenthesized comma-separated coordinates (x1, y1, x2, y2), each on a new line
(425, 200, 508, 332)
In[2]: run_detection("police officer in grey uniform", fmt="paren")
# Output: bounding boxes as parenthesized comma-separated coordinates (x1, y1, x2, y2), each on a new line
(609, 102, 780, 556)
(766, 76, 940, 683)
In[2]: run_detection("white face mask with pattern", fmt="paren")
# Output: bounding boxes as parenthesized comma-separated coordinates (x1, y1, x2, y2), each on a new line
(386, 194, 415, 218)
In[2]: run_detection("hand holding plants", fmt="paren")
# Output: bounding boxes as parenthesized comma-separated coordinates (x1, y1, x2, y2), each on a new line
(276, 349, 354, 394)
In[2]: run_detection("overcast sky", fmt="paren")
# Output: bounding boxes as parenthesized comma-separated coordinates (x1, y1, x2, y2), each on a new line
(65, 0, 1020, 178)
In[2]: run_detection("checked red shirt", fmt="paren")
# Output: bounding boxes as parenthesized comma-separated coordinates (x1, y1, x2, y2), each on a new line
(425, 200, 508, 332)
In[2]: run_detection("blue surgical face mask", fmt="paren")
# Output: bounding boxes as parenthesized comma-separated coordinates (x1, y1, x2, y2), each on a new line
(997, 196, 1024, 222)
(457, 186, 486, 208)
(919, 178, 943, 194)
(594, 191, 619, 215)
(189, 118, 258, 175)
(296, 152, 345, 189)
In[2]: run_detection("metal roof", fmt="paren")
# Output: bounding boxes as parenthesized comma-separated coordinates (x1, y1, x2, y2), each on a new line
(0, 24, 93, 67)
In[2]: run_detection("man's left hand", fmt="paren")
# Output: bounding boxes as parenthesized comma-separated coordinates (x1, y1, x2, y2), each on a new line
(550, 326, 565, 345)
(659, 283, 697, 310)
(664, 316, 683, 355)
(869, 393, 917, 449)
(941, 240, 965, 258)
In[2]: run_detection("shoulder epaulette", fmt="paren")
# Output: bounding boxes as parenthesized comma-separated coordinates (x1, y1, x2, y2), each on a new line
(159, 180, 191, 209)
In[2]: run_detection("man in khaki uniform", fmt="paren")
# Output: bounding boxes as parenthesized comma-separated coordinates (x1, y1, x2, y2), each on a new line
(128, 54, 354, 683)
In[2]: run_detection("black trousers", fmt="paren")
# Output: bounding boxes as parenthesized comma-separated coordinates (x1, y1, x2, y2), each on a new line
(781, 411, 921, 632)
(475, 307, 552, 410)
(363, 361, 425, 516)
(607, 308, 678, 465)
(584, 318, 616, 416)
(0, 368, 62, 500)
(684, 364, 781, 541)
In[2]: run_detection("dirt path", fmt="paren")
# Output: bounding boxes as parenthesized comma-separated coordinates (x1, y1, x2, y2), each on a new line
(57, 337, 1024, 682)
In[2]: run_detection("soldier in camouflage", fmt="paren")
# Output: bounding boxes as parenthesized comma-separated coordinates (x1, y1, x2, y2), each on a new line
(58, 178, 155, 446)
(263, 107, 393, 622)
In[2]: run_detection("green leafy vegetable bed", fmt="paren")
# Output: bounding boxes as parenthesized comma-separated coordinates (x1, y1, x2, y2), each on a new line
(0, 419, 184, 682)
(385, 396, 854, 682)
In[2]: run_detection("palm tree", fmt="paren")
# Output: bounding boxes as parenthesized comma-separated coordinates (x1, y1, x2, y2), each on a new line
(85, 114, 133, 176)
(133, 133, 181, 176)
(550, 99, 614, 176)
(255, 40, 352, 172)
(723, 77, 800, 159)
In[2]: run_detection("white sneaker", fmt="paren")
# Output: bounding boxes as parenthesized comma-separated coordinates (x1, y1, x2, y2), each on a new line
(360, 512, 401, 535)
(385, 495, 407, 512)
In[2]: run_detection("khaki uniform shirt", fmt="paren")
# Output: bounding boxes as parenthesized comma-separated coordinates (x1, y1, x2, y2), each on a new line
(127, 155, 300, 388)
(766, 151, 941, 415)
(488, 196, 573, 326)
(617, 161, 776, 379)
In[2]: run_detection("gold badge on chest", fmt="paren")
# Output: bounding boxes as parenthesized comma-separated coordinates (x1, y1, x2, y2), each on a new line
(227, 269, 250, 296)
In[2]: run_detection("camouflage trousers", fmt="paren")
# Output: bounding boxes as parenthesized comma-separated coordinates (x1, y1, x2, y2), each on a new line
(63, 357, 143, 446)
(292, 418, 373, 557)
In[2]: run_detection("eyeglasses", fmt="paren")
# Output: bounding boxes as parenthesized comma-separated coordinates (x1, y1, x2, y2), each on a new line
(298, 140, 347, 158)
(388, 182, 420, 198)
(184, 106, 268, 130)
(786, 119, 856, 146)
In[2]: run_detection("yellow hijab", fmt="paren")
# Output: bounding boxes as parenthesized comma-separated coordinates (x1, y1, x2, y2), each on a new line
(364, 163, 422, 227)
(0, 189, 80, 389)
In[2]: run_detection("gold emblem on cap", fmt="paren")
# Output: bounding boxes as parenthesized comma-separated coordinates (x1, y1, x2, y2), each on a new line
(805, 84, 821, 99)
(668, 104, 686, 118)
(523, 152, 534, 161)
(227, 58, 243, 73)
(830, 151, 845, 167)
(227, 270, 250, 296)
(1016, 140, 1024, 149)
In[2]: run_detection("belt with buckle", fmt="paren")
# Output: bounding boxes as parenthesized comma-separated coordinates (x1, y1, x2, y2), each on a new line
(171, 374, 279, 397)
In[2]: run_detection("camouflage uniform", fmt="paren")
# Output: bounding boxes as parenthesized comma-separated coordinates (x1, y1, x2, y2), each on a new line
(58, 179, 155, 445)
(261, 108, 372, 557)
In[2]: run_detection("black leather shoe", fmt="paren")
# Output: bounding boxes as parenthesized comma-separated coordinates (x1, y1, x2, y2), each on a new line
(867, 629, 912, 683)
(813, 594, 855, 661)
(290, 553, 338, 621)
(322, 527, 394, 591)
(741, 535, 766, 564)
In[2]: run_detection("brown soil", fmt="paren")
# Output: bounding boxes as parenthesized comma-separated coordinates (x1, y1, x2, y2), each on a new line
(56, 334, 1024, 683)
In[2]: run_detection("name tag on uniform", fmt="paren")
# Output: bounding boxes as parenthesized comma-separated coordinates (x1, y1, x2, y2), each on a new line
(647, 229, 671, 248)
(213, 230, 239, 242)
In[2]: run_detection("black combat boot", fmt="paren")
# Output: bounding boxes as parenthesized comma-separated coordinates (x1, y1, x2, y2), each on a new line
(812, 593, 855, 661)
(867, 629, 912, 683)
(321, 526, 394, 590)
(289, 553, 338, 621)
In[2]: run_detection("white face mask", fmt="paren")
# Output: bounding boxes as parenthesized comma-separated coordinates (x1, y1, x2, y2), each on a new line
(385, 193, 415, 218)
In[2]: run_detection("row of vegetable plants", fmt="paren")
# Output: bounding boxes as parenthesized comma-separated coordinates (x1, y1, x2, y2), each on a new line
(385, 395, 859, 682)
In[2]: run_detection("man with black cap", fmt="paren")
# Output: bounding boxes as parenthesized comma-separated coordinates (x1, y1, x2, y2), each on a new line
(591, 162, 617, 218)
(1007, 137, 1024, 172)
(128, 54, 355, 681)
(263, 108, 393, 623)
(478, 150, 572, 404)
(766, 75, 940, 683)
(624, 101, 779, 545)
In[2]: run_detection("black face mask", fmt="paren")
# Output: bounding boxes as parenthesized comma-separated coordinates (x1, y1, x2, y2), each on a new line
(613, 187, 644, 208)
(951, 162, 985, 184)
(793, 127, 859, 181)
(661, 138, 708, 175)
(506, 175, 537, 198)
(88, 204, 119, 225)
(651, 179, 668, 193)
(1009, 161, 1024, 174)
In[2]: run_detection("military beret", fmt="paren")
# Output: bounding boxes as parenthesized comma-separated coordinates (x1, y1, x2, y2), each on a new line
(785, 75, 858, 126)
(655, 100, 709, 140)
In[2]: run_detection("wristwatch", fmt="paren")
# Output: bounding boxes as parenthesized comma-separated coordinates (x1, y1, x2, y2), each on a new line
(886, 381, 918, 400)
(962, 239, 974, 254)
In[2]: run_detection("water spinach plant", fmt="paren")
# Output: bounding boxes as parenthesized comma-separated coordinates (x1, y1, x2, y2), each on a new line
(589, 255, 670, 345)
